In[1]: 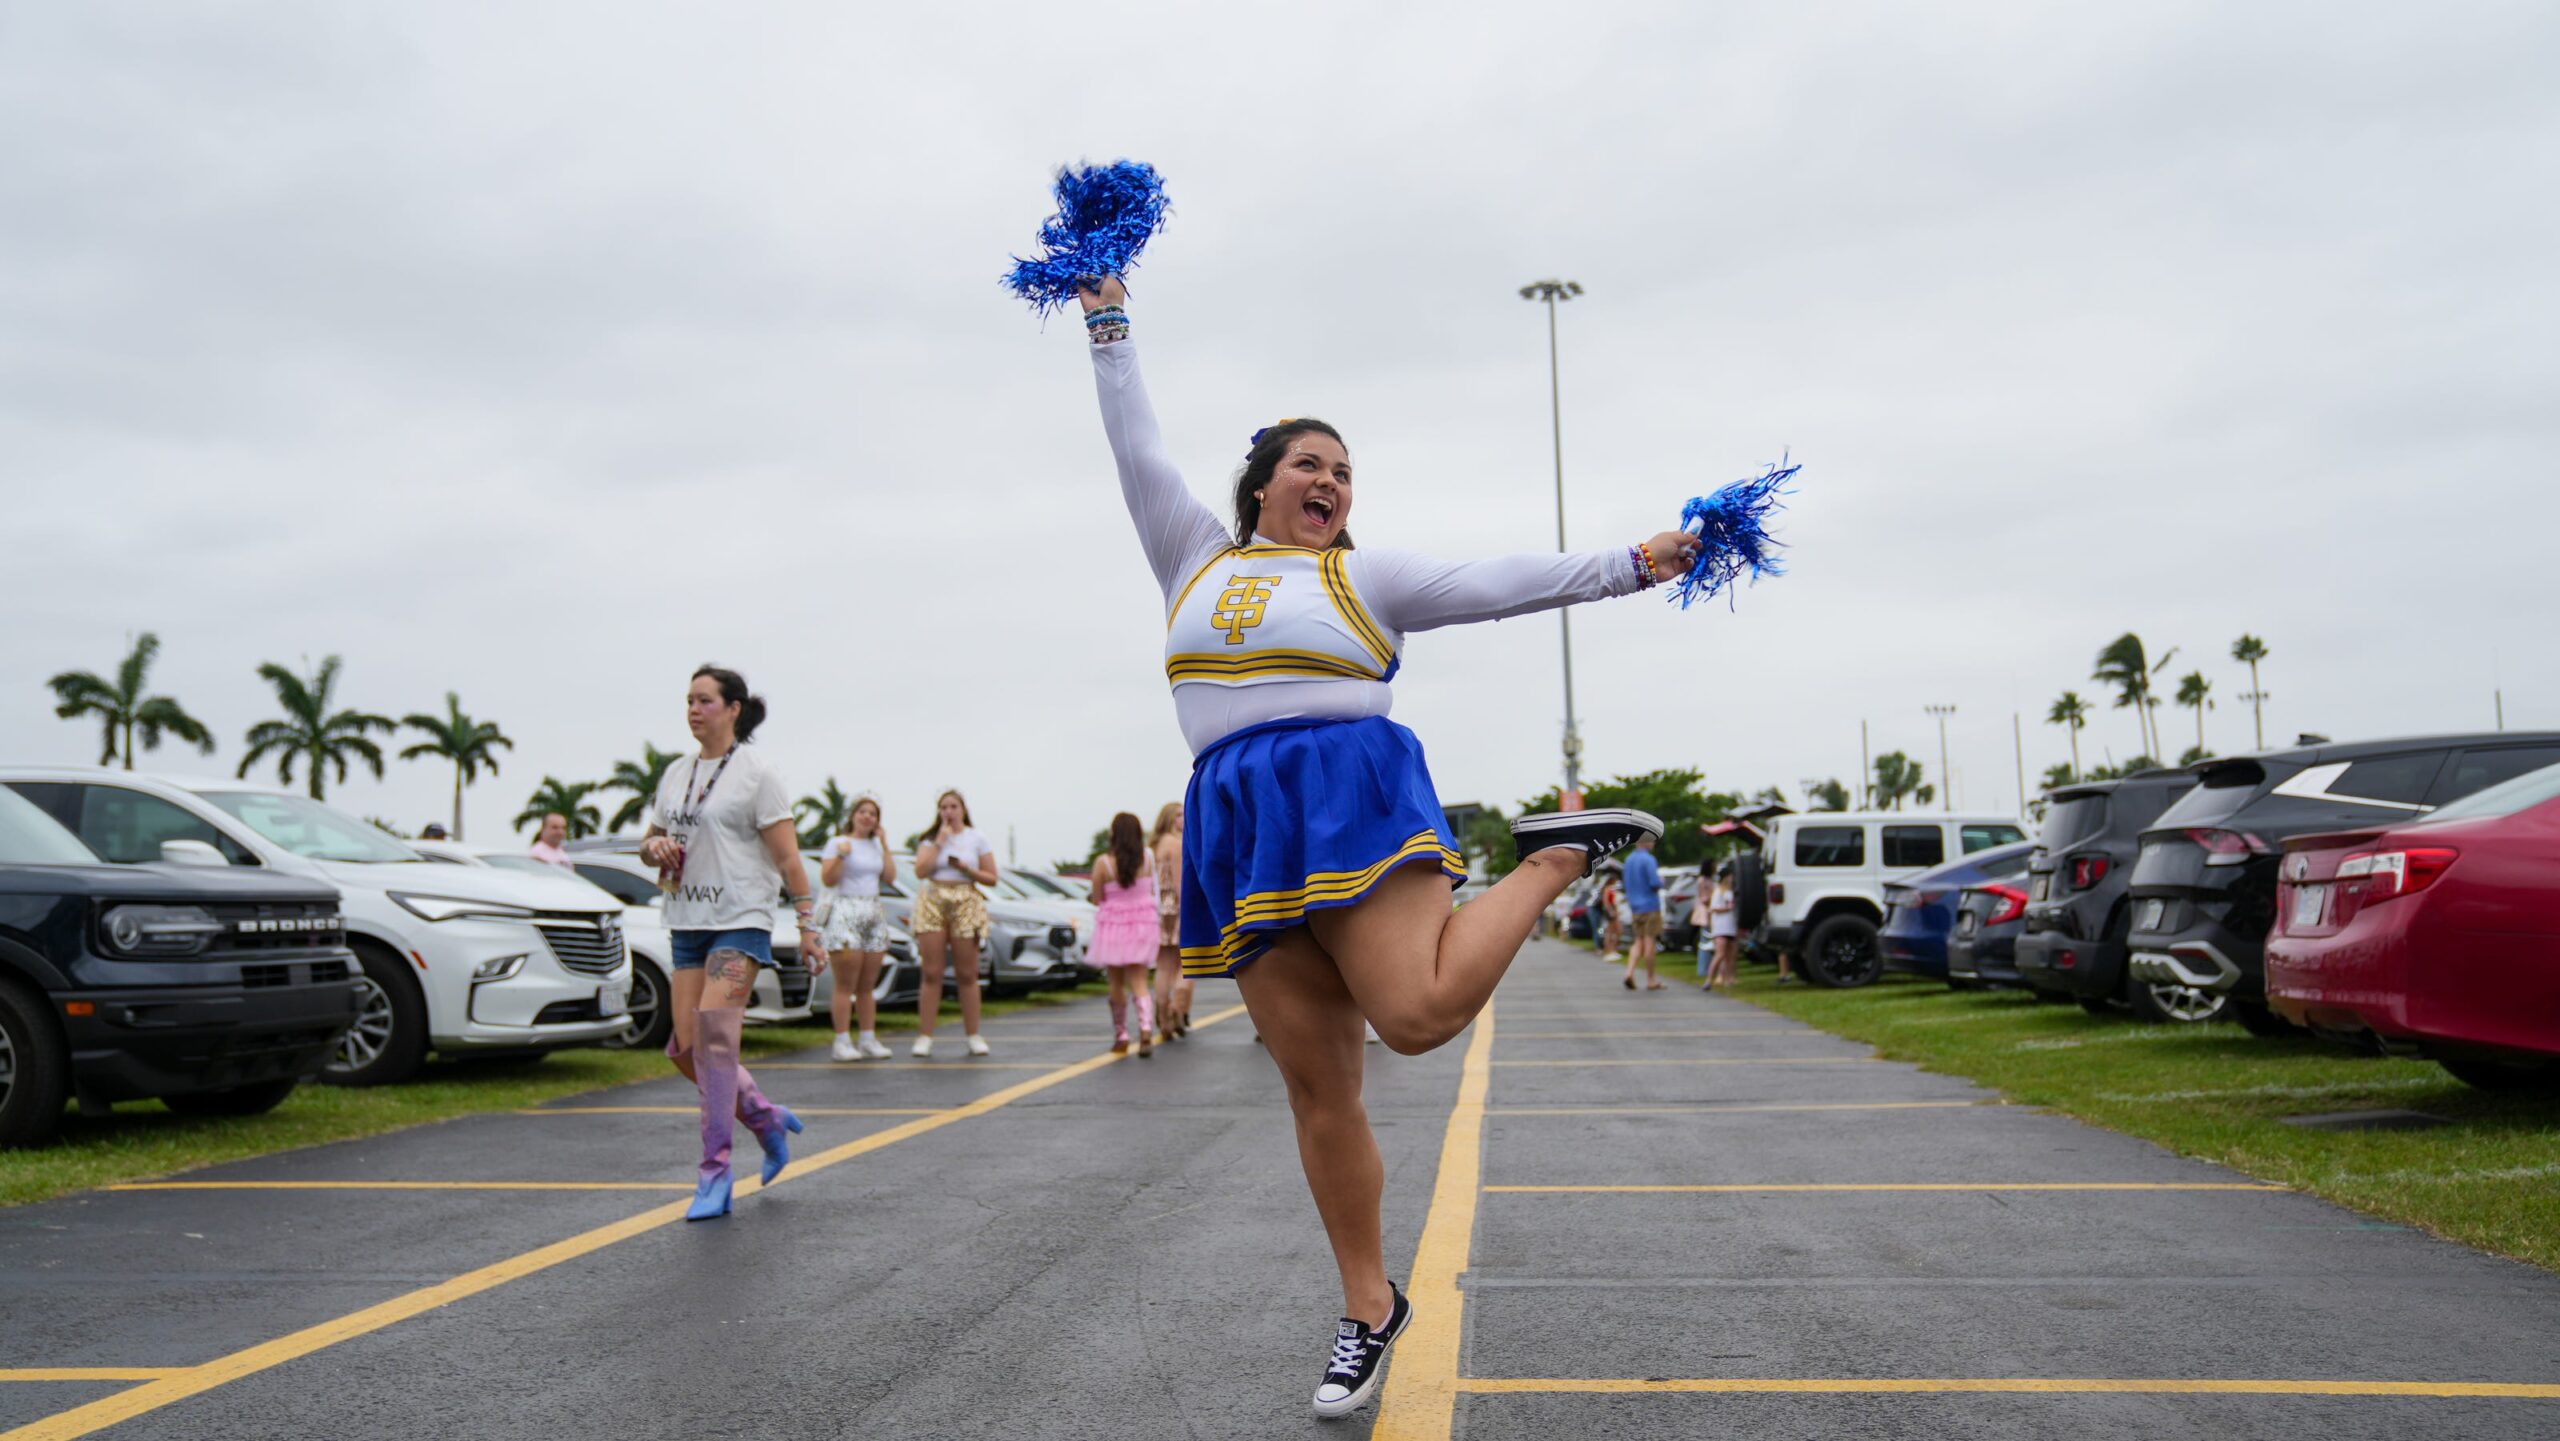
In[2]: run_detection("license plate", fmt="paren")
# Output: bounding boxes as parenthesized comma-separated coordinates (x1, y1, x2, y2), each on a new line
(2137, 899, 2165, 932)
(596, 984, 627, 1018)
(2030, 874, 2049, 901)
(2289, 884, 2326, 931)
(1957, 913, 1978, 936)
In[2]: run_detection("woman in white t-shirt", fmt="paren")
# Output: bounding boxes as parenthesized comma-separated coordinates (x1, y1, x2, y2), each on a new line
(909, 788, 997, 1058)
(639, 665, 824, 1221)
(1703, 860, 1741, 993)
(819, 794, 897, 1062)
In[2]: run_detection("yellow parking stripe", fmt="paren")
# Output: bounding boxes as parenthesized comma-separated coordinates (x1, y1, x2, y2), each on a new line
(747, 1062, 1056, 1070)
(0, 1373, 187, 1384)
(1493, 1029, 1801, 1040)
(1491, 1101, 1989, 1116)
(108, 1182, 690, 1193)
(515, 1107, 952, 1117)
(1491, 1057, 1879, 1068)
(1459, 1377, 2560, 1398)
(7, 1006, 1248, 1441)
(1487, 1183, 2288, 1194)
(1370, 1003, 1494, 1439)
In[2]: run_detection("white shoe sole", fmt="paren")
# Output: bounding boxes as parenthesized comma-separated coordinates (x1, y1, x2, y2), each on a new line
(1311, 1369, 1383, 1419)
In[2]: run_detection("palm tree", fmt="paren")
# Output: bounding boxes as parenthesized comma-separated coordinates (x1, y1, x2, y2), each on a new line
(236, 656, 396, 800)
(515, 777, 604, 839)
(45, 632, 216, 769)
(2040, 761, 2077, 793)
(2231, 634, 2270, 749)
(2045, 690, 2092, 782)
(794, 777, 856, 849)
(398, 692, 512, 841)
(2092, 633, 2178, 762)
(2174, 671, 2214, 762)
(602, 742, 683, 831)
(1806, 778, 1851, 812)
(1870, 752, 1927, 811)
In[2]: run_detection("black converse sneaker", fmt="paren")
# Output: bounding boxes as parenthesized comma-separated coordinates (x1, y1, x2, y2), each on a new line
(1312, 1284, 1412, 1418)
(1509, 808, 1663, 871)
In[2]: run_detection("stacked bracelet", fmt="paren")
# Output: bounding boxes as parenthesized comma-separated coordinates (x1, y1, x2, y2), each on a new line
(1630, 544, 1663, 588)
(1084, 305, 1129, 345)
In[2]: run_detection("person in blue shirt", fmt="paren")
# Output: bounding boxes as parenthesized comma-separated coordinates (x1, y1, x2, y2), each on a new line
(1620, 833, 1666, 991)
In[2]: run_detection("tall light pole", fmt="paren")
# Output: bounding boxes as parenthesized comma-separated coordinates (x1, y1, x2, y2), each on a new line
(1925, 704, 1957, 814)
(1521, 279, 1586, 803)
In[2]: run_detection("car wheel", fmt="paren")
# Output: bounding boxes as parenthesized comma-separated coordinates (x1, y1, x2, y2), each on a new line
(322, 944, 428, 1086)
(1802, 915, 1883, 988)
(0, 975, 69, 1149)
(162, 1079, 300, 1117)
(605, 961, 672, 1053)
(2124, 972, 2228, 1025)
(2229, 1000, 2299, 1039)
(2438, 1056, 2560, 1093)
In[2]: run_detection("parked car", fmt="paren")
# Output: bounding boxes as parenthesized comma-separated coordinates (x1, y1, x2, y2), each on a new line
(1878, 842, 2034, 981)
(0, 786, 361, 1146)
(2012, 771, 2197, 1019)
(2124, 731, 2560, 1031)
(3, 770, 632, 1085)
(793, 852, 1083, 996)
(1749, 811, 2029, 987)
(1657, 865, 1703, 951)
(2266, 760, 2560, 1091)
(1945, 879, 2032, 990)
(413, 840, 854, 1050)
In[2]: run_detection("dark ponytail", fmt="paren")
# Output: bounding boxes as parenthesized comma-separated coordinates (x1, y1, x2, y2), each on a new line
(1108, 812, 1145, 890)
(1232, 418, 1352, 549)
(692, 664, 767, 742)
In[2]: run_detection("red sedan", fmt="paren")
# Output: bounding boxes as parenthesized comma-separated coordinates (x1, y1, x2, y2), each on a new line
(2266, 762, 2560, 1091)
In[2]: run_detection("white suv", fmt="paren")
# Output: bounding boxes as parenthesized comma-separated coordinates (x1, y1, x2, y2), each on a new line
(1, 769, 633, 1085)
(1752, 810, 2028, 987)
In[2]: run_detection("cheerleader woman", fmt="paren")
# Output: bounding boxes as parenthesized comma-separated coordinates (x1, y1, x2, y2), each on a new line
(639, 666, 817, 1221)
(1085, 811, 1159, 1056)
(820, 794, 897, 1061)
(1073, 278, 1686, 1416)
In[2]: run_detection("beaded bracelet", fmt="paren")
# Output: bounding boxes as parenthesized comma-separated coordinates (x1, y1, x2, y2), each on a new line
(1629, 544, 1662, 588)
(1086, 306, 1129, 346)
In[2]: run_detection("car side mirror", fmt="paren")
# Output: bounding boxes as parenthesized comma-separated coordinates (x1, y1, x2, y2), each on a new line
(160, 839, 231, 868)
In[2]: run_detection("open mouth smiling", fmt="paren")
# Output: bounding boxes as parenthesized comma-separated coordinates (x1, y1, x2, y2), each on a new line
(1302, 494, 1337, 528)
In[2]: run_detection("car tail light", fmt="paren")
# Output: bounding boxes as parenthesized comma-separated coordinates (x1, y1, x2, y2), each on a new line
(2056, 948, 2077, 968)
(2333, 847, 2457, 923)
(1769, 882, 1786, 904)
(2185, 828, 2272, 866)
(2069, 856, 2109, 889)
(1980, 885, 2028, 926)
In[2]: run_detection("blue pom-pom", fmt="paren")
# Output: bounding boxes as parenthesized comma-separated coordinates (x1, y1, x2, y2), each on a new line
(1003, 160, 1172, 316)
(1669, 455, 1798, 610)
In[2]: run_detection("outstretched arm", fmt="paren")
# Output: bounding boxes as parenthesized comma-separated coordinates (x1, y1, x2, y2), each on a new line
(1079, 278, 1230, 599)
(1360, 532, 1698, 635)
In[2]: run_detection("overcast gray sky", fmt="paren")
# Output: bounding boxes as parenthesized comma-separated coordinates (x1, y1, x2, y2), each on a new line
(6, 1, 2555, 862)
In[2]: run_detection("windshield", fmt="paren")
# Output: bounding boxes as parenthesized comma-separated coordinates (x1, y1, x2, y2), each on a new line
(2416, 759, 2560, 825)
(201, 791, 422, 863)
(1007, 869, 1075, 898)
(483, 855, 558, 876)
(0, 787, 102, 866)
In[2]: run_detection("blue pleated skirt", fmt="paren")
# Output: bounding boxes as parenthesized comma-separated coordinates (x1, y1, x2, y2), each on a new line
(1177, 716, 1467, 979)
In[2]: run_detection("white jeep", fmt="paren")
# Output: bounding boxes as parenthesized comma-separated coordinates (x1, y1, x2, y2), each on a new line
(1747, 810, 2027, 986)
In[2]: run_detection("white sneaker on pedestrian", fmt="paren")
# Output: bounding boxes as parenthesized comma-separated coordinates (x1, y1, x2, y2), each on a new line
(911, 1034, 934, 1059)
(829, 1033, 857, 1063)
(966, 1034, 991, 1057)
(857, 1033, 892, 1060)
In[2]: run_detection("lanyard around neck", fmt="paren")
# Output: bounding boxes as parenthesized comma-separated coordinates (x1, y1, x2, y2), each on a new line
(686, 747, 736, 812)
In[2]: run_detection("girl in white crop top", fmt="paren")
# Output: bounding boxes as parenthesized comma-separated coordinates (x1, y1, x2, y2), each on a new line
(818, 795, 897, 1061)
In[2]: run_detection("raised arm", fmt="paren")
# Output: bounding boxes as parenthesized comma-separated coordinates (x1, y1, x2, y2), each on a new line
(1358, 531, 1697, 635)
(1080, 278, 1230, 598)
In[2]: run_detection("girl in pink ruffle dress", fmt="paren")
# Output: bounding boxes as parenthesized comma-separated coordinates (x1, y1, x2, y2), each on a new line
(1086, 811, 1161, 1057)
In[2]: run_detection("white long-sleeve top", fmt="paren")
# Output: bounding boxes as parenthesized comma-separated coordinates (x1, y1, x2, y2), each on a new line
(1093, 337, 1645, 755)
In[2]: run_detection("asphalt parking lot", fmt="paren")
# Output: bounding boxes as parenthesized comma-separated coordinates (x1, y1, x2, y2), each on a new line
(2, 937, 2556, 1440)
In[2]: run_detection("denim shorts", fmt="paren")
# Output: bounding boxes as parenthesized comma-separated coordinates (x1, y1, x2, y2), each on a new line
(670, 927, 773, 972)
